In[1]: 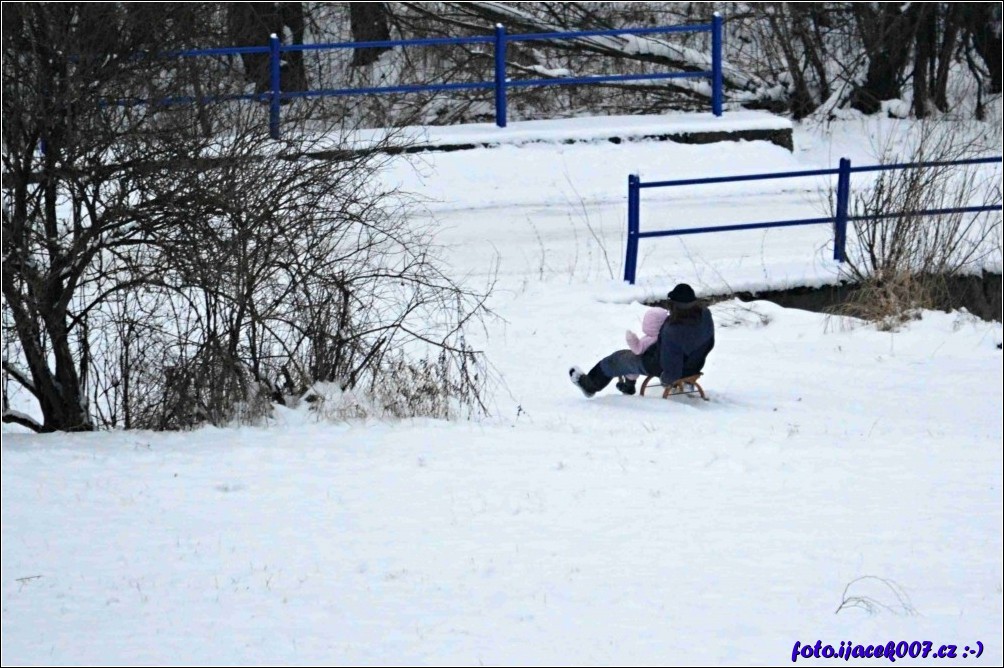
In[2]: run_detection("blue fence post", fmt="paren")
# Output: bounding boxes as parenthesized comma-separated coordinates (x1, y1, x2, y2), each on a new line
(833, 157, 851, 262)
(624, 174, 641, 284)
(711, 13, 723, 116)
(494, 24, 508, 128)
(269, 33, 282, 140)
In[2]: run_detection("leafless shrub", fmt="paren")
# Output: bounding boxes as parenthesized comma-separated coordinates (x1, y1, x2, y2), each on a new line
(97, 108, 494, 429)
(3, 4, 494, 432)
(833, 121, 1002, 326)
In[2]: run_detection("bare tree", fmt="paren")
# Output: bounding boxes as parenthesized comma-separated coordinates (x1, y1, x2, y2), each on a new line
(350, 3, 392, 66)
(228, 2, 308, 95)
(741, 3, 839, 120)
(959, 3, 1003, 120)
(400, 1, 770, 110)
(909, 4, 967, 118)
(212, 2, 999, 126)
(2, 3, 216, 431)
(3, 3, 493, 432)
(721, 2, 1002, 119)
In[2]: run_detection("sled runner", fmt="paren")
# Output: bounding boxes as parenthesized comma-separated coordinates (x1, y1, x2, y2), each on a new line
(639, 373, 708, 401)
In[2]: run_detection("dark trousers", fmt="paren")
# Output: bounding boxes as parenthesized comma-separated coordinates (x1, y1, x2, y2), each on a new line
(580, 349, 648, 393)
(599, 349, 649, 379)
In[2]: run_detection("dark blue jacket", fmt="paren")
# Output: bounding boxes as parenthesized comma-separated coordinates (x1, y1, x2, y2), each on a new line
(640, 308, 715, 384)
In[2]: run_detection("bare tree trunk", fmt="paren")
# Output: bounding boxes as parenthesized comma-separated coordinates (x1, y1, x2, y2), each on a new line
(794, 5, 831, 105)
(763, 4, 816, 119)
(912, 4, 935, 119)
(228, 2, 307, 94)
(963, 3, 1002, 94)
(2, 7, 94, 432)
(850, 4, 919, 114)
(350, 2, 391, 66)
(278, 2, 307, 91)
(932, 4, 962, 112)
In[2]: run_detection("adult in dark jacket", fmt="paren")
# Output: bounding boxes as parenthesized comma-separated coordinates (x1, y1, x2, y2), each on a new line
(570, 283, 714, 397)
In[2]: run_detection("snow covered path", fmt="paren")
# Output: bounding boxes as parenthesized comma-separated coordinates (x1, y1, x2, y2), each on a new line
(387, 122, 840, 296)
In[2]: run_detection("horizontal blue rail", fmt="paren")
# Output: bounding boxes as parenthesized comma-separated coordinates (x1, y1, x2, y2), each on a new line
(848, 205, 1001, 221)
(93, 16, 725, 138)
(508, 24, 711, 41)
(637, 216, 836, 238)
(508, 70, 710, 89)
(848, 156, 1002, 172)
(283, 80, 495, 100)
(104, 93, 265, 107)
(641, 167, 840, 189)
(623, 156, 1004, 284)
(284, 35, 495, 51)
(167, 45, 270, 58)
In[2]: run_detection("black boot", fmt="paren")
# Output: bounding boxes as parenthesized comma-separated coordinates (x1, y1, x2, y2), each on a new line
(570, 363, 614, 398)
(584, 363, 613, 393)
(615, 377, 636, 395)
(569, 366, 594, 397)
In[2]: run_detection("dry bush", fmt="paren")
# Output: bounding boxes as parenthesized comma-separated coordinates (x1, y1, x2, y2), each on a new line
(3, 4, 494, 432)
(833, 121, 1002, 326)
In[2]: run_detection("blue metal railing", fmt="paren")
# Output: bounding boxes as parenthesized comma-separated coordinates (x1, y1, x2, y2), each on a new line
(101, 15, 725, 138)
(623, 156, 1004, 284)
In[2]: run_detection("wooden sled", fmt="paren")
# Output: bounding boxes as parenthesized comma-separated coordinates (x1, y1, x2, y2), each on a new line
(639, 373, 708, 401)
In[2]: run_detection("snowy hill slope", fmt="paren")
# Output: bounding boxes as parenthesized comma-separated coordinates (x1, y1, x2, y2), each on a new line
(3, 115, 1002, 665)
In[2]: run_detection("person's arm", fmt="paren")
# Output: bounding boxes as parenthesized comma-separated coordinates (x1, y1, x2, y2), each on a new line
(626, 330, 643, 355)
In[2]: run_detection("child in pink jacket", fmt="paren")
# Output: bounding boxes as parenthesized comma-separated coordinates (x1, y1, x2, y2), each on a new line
(617, 307, 668, 394)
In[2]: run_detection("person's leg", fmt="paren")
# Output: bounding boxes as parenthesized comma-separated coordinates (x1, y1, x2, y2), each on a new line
(616, 377, 637, 395)
(572, 350, 647, 396)
(598, 349, 648, 380)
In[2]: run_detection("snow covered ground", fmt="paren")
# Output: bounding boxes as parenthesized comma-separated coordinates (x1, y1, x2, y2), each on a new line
(3, 113, 1002, 666)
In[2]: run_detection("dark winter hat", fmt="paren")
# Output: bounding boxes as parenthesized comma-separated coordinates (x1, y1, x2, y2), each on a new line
(667, 283, 697, 304)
